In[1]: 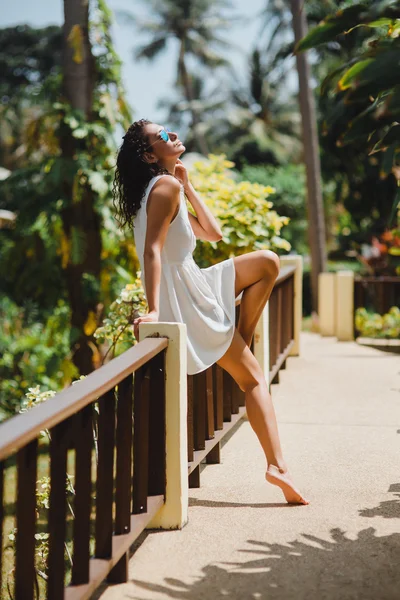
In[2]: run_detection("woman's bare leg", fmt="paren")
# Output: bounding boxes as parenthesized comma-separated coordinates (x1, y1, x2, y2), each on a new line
(218, 330, 308, 505)
(234, 250, 280, 346)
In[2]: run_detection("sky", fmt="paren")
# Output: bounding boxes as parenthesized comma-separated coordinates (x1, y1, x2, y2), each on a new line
(1, 0, 267, 123)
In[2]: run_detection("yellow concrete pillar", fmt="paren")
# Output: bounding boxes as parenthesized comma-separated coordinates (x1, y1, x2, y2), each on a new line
(139, 322, 189, 529)
(335, 271, 355, 341)
(318, 272, 336, 336)
(280, 255, 303, 356)
(253, 302, 269, 380)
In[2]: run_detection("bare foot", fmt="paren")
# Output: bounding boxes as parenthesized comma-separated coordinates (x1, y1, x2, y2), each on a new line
(266, 464, 309, 505)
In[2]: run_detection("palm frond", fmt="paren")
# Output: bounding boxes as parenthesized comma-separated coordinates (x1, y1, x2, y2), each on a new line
(135, 36, 168, 60)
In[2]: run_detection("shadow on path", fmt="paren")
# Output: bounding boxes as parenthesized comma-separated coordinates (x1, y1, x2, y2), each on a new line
(359, 483, 400, 519)
(127, 526, 400, 600)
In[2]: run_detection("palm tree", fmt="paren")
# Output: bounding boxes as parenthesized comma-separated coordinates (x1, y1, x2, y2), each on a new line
(122, 0, 235, 154)
(157, 73, 228, 152)
(260, 0, 327, 309)
(225, 44, 301, 165)
(290, 0, 327, 311)
(62, 0, 102, 375)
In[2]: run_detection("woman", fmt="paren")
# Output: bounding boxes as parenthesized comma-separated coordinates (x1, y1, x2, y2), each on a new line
(113, 119, 308, 505)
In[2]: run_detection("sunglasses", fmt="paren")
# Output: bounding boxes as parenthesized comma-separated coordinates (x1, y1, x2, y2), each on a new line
(142, 127, 172, 153)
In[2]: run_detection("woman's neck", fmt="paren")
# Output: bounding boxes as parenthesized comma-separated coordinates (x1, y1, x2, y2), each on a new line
(158, 157, 177, 175)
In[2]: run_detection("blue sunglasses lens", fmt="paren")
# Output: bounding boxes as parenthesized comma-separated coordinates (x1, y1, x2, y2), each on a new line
(160, 129, 169, 142)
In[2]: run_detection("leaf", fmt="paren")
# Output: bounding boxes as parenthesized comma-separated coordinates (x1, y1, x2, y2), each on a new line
(67, 24, 84, 64)
(340, 98, 380, 145)
(344, 49, 400, 101)
(380, 142, 397, 178)
(72, 126, 88, 139)
(296, 5, 368, 52)
(385, 84, 400, 117)
(135, 37, 167, 61)
(320, 58, 359, 95)
(338, 59, 374, 91)
(83, 311, 98, 336)
(370, 124, 400, 154)
(87, 171, 109, 196)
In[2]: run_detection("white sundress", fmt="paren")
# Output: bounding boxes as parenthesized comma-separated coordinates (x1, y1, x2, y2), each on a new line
(133, 174, 236, 375)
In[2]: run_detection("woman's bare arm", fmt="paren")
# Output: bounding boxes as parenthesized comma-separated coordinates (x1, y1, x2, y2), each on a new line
(133, 177, 180, 337)
(185, 183, 223, 242)
(175, 159, 222, 242)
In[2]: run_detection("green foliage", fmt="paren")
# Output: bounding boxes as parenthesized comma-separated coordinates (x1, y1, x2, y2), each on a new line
(0, 298, 78, 422)
(355, 306, 400, 339)
(6, 388, 81, 587)
(298, 1, 400, 207)
(239, 164, 308, 255)
(94, 278, 147, 359)
(189, 155, 291, 267)
(0, 0, 136, 402)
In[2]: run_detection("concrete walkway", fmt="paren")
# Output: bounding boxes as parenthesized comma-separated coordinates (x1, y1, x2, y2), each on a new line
(96, 333, 400, 600)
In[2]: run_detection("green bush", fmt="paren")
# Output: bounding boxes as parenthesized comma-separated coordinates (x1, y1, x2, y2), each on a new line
(189, 155, 291, 268)
(355, 306, 400, 339)
(239, 163, 308, 255)
(0, 298, 78, 421)
(94, 277, 147, 358)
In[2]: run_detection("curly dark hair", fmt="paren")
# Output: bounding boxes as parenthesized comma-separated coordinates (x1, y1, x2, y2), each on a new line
(112, 119, 170, 228)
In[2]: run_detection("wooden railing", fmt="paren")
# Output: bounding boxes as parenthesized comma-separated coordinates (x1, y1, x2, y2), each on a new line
(186, 264, 297, 488)
(269, 265, 295, 383)
(354, 275, 400, 315)
(0, 338, 168, 600)
(0, 259, 301, 599)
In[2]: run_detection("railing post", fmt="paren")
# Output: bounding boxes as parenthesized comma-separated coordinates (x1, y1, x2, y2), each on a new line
(280, 255, 303, 356)
(253, 302, 270, 380)
(139, 322, 189, 529)
(335, 271, 355, 341)
(318, 272, 336, 336)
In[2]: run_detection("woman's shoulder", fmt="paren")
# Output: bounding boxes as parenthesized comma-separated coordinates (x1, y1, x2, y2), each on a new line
(151, 173, 181, 194)
(147, 174, 182, 204)
(146, 174, 182, 216)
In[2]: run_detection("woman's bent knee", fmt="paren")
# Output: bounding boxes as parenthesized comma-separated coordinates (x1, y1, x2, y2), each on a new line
(259, 250, 280, 280)
(240, 373, 268, 394)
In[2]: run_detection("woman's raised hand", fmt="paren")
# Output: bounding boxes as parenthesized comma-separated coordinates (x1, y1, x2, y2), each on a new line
(133, 310, 159, 341)
(174, 159, 189, 189)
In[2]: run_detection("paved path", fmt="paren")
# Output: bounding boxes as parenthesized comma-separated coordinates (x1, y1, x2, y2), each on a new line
(96, 333, 400, 600)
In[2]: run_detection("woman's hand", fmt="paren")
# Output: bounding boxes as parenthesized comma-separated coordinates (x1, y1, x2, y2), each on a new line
(133, 310, 159, 341)
(174, 159, 189, 190)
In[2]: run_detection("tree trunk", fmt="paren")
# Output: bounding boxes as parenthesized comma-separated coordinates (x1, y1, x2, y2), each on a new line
(178, 41, 209, 156)
(290, 0, 327, 312)
(62, 0, 101, 374)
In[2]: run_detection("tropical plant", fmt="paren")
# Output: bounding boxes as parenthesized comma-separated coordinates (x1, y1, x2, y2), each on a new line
(355, 306, 400, 339)
(221, 46, 301, 168)
(356, 219, 400, 276)
(240, 163, 308, 254)
(0, 0, 133, 379)
(121, 0, 236, 154)
(297, 1, 400, 225)
(94, 278, 147, 359)
(0, 25, 62, 170)
(157, 73, 228, 153)
(0, 298, 78, 422)
(188, 154, 291, 267)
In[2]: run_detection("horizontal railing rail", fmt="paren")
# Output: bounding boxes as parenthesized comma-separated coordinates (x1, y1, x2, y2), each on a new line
(0, 337, 168, 600)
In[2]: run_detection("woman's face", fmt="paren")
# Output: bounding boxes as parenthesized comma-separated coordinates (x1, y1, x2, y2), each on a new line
(143, 123, 185, 162)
